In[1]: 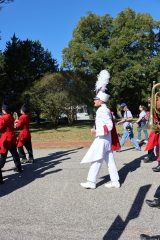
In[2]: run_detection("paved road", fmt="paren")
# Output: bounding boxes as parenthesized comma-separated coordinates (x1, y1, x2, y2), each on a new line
(0, 146, 160, 240)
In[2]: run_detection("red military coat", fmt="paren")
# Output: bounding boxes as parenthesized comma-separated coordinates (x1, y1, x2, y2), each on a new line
(110, 112, 121, 151)
(15, 114, 31, 147)
(145, 131, 159, 151)
(145, 112, 160, 151)
(0, 113, 17, 154)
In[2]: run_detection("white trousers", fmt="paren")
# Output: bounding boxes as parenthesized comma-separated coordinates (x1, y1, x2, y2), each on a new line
(87, 151, 119, 184)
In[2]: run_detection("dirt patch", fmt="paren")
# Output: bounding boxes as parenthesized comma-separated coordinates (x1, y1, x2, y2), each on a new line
(32, 140, 92, 149)
(32, 139, 132, 149)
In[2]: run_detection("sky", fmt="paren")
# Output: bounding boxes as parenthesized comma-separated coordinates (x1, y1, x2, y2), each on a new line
(0, 0, 159, 65)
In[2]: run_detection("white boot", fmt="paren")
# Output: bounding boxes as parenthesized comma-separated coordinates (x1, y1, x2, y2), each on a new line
(80, 181, 96, 189)
(104, 181, 120, 188)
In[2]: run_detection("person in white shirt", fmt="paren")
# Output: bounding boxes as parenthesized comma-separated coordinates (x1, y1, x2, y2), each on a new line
(117, 103, 140, 150)
(80, 91, 120, 189)
(136, 105, 148, 143)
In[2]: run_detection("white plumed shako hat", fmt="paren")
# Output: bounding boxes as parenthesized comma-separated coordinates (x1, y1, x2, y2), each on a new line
(94, 91, 110, 103)
(94, 69, 110, 103)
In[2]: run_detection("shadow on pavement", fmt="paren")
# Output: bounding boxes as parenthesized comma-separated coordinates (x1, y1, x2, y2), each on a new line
(103, 184, 151, 240)
(97, 154, 147, 188)
(154, 185, 160, 198)
(119, 154, 147, 185)
(119, 147, 135, 152)
(0, 148, 82, 197)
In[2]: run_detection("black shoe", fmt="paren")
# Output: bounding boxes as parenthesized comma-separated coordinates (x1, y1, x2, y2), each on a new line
(145, 198, 160, 208)
(152, 165, 160, 172)
(14, 168, 23, 173)
(0, 179, 4, 184)
(28, 158, 34, 163)
(140, 234, 160, 240)
(0, 171, 3, 184)
(21, 158, 28, 164)
(144, 156, 156, 163)
(116, 150, 121, 152)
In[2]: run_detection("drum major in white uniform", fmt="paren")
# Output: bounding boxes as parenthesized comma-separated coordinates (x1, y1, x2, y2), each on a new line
(80, 91, 120, 189)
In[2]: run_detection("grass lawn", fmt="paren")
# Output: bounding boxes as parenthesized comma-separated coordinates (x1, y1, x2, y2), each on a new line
(30, 121, 95, 142)
(30, 120, 148, 143)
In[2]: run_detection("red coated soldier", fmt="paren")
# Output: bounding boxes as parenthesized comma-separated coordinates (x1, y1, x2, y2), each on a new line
(0, 103, 22, 184)
(15, 104, 34, 164)
(145, 94, 160, 172)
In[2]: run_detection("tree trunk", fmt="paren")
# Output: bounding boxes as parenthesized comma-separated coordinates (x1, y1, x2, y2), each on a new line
(35, 112, 41, 125)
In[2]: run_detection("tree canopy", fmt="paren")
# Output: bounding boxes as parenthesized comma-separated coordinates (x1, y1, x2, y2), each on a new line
(0, 34, 58, 110)
(63, 12, 113, 74)
(4, 34, 58, 90)
(62, 8, 160, 113)
(0, 0, 13, 9)
(0, 0, 13, 3)
(25, 71, 94, 126)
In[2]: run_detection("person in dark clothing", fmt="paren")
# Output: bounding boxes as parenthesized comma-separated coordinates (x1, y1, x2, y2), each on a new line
(0, 103, 22, 184)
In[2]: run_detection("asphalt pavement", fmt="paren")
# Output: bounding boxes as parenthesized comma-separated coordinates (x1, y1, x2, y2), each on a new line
(0, 145, 160, 240)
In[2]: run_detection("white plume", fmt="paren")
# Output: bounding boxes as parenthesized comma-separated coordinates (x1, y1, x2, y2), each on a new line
(95, 69, 110, 93)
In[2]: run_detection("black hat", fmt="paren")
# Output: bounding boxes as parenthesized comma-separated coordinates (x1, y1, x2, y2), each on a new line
(21, 103, 29, 113)
(2, 103, 10, 113)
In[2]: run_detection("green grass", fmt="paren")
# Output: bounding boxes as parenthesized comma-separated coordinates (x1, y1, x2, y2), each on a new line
(30, 120, 150, 142)
(30, 121, 95, 142)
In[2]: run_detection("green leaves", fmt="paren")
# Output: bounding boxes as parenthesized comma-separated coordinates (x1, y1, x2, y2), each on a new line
(62, 12, 113, 74)
(26, 72, 92, 126)
(0, 0, 13, 10)
(2, 34, 58, 104)
(62, 8, 160, 113)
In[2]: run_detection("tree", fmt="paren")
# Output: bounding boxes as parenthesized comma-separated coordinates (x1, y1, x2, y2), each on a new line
(0, 51, 4, 70)
(108, 8, 160, 112)
(0, 0, 13, 4)
(3, 34, 58, 109)
(62, 12, 113, 74)
(0, 52, 6, 104)
(62, 9, 160, 114)
(26, 73, 69, 126)
(0, 0, 13, 10)
(61, 70, 95, 122)
(26, 71, 94, 126)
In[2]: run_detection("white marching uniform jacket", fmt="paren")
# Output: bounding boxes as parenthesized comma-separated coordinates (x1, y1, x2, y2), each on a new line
(81, 104, 113, 164)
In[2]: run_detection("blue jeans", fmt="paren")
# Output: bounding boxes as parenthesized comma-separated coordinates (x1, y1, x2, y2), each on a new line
(120, 129, 140, 149)
(137, 126, 148, 141)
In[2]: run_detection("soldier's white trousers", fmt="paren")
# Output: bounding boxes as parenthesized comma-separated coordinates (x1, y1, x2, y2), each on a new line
(87, 151, 119, 184)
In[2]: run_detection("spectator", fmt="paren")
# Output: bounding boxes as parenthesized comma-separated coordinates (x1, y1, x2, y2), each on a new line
(117, 103, 140, 151)
(136, 105, 148, 143)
